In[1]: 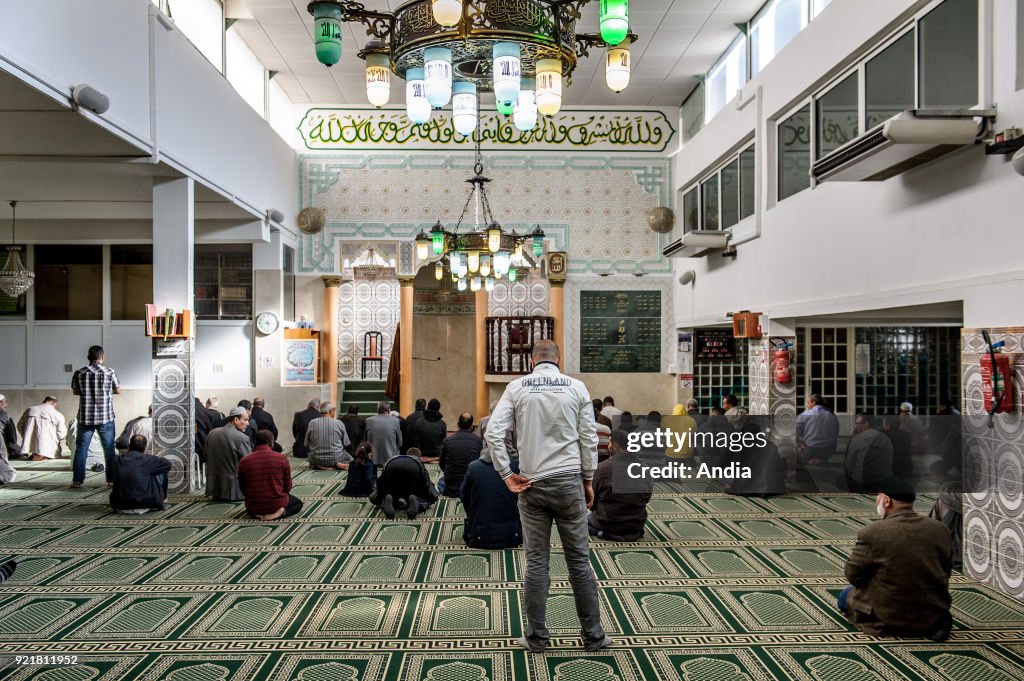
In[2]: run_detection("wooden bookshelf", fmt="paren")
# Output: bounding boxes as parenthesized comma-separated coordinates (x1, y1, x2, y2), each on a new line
(145, 305, 195, 338)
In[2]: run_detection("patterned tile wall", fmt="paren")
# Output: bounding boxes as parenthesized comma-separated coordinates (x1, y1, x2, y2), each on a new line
(748, 338, 797, 452)
(961, 328, 1024, 602)
(151, 339, 196, 494)
(338, 280, 400, 380)
(298, 154, 673, 276)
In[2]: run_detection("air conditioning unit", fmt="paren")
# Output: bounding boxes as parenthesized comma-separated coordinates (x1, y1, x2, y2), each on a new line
(811, 111, 981, 183)
(662, 230, 731, 258)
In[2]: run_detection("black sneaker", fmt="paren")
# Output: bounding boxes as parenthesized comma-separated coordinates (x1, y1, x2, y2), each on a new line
(91, 463, 105, 473)
(381, 494, 395, 519)
(406, 494, 420, 520)
(583, 635, 613, 652)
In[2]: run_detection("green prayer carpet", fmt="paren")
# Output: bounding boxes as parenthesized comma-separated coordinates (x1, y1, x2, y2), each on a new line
(1, 458, 1023, 680)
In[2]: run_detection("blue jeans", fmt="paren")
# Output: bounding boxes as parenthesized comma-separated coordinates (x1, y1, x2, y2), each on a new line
(74, 420, 116, 484)
(518, 474, 606, 650)
(837, 585, 855, 615)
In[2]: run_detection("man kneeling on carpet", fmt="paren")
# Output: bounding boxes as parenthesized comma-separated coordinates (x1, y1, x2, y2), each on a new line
(109, 435, 171, 514)
(588, 430, 652, 542)
(838, 477, 953, 641)
(369, 447, 438, 519)
(238, 430, 303, 521)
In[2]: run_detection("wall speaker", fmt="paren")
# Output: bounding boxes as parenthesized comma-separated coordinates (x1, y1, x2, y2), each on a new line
(71, 84, 110, 114)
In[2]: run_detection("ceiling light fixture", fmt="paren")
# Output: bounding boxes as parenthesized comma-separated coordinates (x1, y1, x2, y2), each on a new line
(0, 201, 35, 298)
(307, 1, 636, 129)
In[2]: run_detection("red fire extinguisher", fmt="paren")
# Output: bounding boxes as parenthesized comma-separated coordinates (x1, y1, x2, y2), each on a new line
(773, 340, 794, 385)
(982, 330, 1014, 415)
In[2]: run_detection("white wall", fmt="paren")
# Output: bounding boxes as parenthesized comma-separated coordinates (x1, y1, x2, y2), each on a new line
(0, 0, 152, 146)
(673, 0, 1024, 329)
(195, 322, 254, 387)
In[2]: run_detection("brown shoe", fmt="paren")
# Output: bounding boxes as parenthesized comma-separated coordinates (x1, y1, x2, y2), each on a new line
(70, 482, 83, 489)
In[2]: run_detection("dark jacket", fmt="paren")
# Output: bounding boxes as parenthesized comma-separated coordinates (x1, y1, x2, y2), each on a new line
(844, 509, 952, 636)
(0, 409, 21, 457)
(727, 425, 785, 496)
(370, 455, 438, 506)
(591, 455, 652, 540)
(340, 458, 378, 497)
(461, 458, 522, 549)
(883, 427, 913, 478)
(402, 409, 425, 453)
(110, 450, 172, 511)
(414, 410, 447, 458)
(439, 430, 483, 497)
(193, 400, 217, 460)
(291, 407, 320, 458)
(250, 407, 279, 439)
(340, 413, 366, 453)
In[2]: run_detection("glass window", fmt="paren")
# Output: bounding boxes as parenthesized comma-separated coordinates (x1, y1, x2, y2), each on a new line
(817, 73, 859, 158)
(702, 175, 720, 231)
(811, 0, 832, 17)
(681, 83, 705, 143)
(226, 26, 266, 117)
(706, 35, 747, 122)
(739, 147, 756, 220)
(751, 0, 806, 76)
(682, 188, 699, 234)
(34, 245, 103, 321)
(720, 159, 740, 230)
(194, 245, 252, 320)
(110, 245, 153, 321)
(866, 32, 915, 129)
(268, 78, 293, 142)
(919, 0, 978, 108)
(778, 104, 811, 201)
(168, 0, 224, 72)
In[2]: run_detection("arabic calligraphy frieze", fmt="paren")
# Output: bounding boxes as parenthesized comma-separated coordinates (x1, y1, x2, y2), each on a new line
(297, 108, 676, 153)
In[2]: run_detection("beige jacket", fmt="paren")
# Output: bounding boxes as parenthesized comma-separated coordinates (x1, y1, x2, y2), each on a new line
(18, 403, 68, 458)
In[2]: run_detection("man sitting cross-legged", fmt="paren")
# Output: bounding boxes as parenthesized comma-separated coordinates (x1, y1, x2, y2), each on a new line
(238, 430, 303, 521)
(588, 430, 653, 542)
(109, 435, 171, 514)
(305, 401, 351, 471)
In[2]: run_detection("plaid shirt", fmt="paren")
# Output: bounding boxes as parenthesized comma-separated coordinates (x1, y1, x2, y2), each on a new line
(71, 363, 120, 425)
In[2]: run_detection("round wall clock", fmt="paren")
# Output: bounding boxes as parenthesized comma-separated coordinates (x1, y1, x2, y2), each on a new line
(255, 311, 280, 335)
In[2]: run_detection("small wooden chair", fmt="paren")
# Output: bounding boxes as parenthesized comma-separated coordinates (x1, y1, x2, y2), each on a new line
(361, 331, 384, 379)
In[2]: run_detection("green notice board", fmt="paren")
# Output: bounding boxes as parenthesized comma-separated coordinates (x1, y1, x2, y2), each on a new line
(579, 290, 661, 373)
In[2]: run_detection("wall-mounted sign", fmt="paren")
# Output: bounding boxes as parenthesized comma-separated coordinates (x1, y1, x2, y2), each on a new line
(298, 108, 676, 153)
(579, 290, 661, 373)
(695, 328, 736, 361)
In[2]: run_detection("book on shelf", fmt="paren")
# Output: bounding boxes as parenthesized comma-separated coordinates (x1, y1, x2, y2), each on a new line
(145, 305, 190, 338)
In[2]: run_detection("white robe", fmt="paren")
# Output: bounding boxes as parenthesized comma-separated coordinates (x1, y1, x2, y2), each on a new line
(18, 403, 68, 459)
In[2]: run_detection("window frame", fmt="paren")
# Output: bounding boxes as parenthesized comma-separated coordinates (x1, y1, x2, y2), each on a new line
(705, 32, 749, 123)
(679, 140, 757, 234)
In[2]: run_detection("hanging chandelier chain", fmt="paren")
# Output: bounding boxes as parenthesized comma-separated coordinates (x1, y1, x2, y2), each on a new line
(8, 201, 15, 244)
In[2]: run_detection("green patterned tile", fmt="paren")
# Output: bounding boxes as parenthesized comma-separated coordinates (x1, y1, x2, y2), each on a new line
(280, 522, 359, 546)
(398, 653, 512, 681)
(648, 649, 776, 681)
(53, 554, 168, 585)
(0, 503, 50, 519)
(673, 548, 774, 578)
(715, 589, 836, 633)
(361, 520, 433, 545)
(0, 526, 70, 548)
(756, 547, 846, 577)
(337, 552, 421, 582)
(240, 553, 337, 583)
(528, 589, 622, 635)
(131, 524, 217, 547)
(131, 654, 269, 681)
(206, 523, 289, 546)
(267, 655, 388, 681)
(653, 518, 728, 540)
(0, 595, 107, 638)
(183, 593, 309, 639)
(299, 592, 408, 638)
(592, 548, 684, 579)
(2, 555, 81, 585)
(174, 501, 245, 519)
(313, 500, 373, 518)
(74, 594, 209, 639)
(49, 525, 144, 548)
(426, 551, 505, 582)
(529, 650, 644, 681)
(413, 591, 510, 637)
(767, 645, 919, 681)
(0, 655, 146, 681)
(614, 588, 731, 634)
(148, 553, 256, 584)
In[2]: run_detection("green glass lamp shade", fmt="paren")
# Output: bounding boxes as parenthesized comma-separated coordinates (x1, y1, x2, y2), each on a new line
(496, 99, 514, 116)
(431, 221, 445, 254)
(599, 0, 629, 46)
(508, 267, 517, 282)
(312, 2, 343, 66)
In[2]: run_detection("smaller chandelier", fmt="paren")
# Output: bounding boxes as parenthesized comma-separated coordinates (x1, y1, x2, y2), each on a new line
(0, 201, 35, 298)
(347, 244, 395, 279)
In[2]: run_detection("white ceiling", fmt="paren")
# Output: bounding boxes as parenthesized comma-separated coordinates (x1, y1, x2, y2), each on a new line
(232, 0, 764, 107)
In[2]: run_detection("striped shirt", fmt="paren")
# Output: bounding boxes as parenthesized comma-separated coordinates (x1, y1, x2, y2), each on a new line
(238, 445, 293, 516)
(71, 363, 120, 425)
(304, 416, 351, 469)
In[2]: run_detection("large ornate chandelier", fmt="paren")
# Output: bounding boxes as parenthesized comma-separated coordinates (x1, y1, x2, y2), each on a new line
(413, 132, 543, 292)
(0, 201, 35, 298)
(307, 0, 634, 130)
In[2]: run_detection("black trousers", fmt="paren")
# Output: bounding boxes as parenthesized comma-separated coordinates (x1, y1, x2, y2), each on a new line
(283, 494, 304, 518)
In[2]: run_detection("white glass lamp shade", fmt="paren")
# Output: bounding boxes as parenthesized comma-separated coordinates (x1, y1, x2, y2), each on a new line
(605, 38, 631, 93)
(467, 250, 480, 273)
(493, 250, 511, 276)
(513, 78, 537, 132)
(536, 59, 563, 117)
(479, 253, 491, 277)
(424, 47, 453, 108)
(484, 276, 495, 292)
(486, 223, 502, 253)
(457, 276, 468, 291)
(416, 241, 429, 261)
(470, 276, 482, 292)
(406, 68, 431, 124)
(435, 262, 444, 280)
(452, 81, 478, 136)
(493, 42, 521, 105)
(431, 0, 463, 27)
(365, 53, 391, 107)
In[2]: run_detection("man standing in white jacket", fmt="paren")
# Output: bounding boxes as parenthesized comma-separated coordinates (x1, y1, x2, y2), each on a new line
(485, 339, 610, 653)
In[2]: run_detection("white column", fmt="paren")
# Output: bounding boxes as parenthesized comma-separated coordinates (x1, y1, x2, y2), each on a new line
(151, 177, 197, 494)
